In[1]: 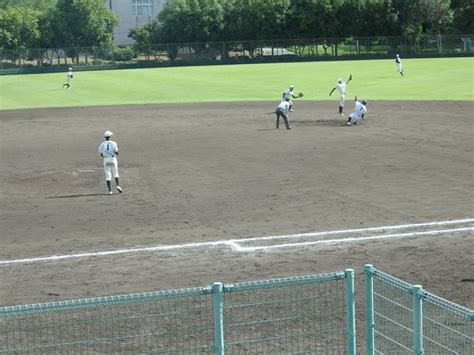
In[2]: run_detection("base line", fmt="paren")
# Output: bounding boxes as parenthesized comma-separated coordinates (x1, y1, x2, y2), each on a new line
(0, 219, 472, 265)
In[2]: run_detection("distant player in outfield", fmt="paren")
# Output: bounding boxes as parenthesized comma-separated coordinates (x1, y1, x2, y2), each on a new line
(395, 54, 404, 76)
(282, 85, 298, 112)
(329, 74, 352, 116)
(98, 130, 123, 194)
(347, 97, 367, 126)
(275, 98, 292, 130)
(63, 67, 73, 89)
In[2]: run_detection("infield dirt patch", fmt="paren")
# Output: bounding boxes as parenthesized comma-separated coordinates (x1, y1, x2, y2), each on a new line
(1, 101, 473, 348)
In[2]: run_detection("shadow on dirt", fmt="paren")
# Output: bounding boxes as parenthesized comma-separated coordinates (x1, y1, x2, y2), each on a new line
(295, 119, 347, 127)
(46, 193, 112, 199)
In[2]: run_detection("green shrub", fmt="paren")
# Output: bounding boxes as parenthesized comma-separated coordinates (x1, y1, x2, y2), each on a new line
(100, 46, 135, 62)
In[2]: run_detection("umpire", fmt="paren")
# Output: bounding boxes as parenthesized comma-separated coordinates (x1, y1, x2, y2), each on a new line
(275, 98, 292, 130)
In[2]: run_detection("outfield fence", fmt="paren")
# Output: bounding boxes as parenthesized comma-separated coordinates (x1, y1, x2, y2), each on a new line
(1, 34, 472, 74)
(364, 264, 474, 354)
(2, 266, 472, 353)
(0, 270, 356, 354)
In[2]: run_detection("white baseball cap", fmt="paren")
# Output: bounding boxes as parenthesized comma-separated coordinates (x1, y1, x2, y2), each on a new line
(338, 78, 343, 82)
(289, 85, 295, 89)
(104, 130, 113, 137)
(69, 67, 72, 70)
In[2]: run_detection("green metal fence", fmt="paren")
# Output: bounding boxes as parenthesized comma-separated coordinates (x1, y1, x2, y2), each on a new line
(1, 34, 472, 74)
(0, 270, 356, 354)
(364, 264, 474, 355)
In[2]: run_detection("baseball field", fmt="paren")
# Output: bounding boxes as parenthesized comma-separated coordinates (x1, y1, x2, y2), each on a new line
(0, 58, 473, 349)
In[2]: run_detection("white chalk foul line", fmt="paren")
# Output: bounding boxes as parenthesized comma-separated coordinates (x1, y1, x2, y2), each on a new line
(232, 227, 474, 252)
(234, 218, 474, 242)
(0, 219, 472, 265)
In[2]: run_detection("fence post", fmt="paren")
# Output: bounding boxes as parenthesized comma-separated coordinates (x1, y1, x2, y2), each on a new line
(364, 264, 375, 355)
(412, 285, 424, 355)
(212, 282, 225, 355)
(345, 269, 356, 355)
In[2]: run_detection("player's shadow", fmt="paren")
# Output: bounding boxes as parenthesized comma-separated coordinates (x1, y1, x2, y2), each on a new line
(46, 193, 113, 199)
(296, 119, 347, 127)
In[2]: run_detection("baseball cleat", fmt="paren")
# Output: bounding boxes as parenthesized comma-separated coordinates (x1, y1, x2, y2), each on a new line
(109, 191, 113, 194)
(347, 122, 351, 126)
(117, 186, 123, 193)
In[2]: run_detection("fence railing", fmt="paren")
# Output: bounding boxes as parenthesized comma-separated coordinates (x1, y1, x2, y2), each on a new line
(364, 264, 474, 355)
(1, 34, 472, 73)
(0, 270, 356, 354)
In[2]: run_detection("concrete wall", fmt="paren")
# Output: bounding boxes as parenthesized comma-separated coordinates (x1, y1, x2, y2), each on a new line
(108, 0, 167, 45)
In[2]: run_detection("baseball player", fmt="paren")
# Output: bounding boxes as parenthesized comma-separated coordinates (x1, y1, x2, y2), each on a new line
(395, 54, 404, 76)
(63, 67, 73, 89)
(329, 74, 352, 116)
(347, 97, 367, 126)
(275, 98, 292, 129)
(98, 130, 123, 194)
(282, 85, 298, 112)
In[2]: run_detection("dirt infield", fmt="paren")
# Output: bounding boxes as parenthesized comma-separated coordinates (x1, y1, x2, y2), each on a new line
(1, 101, 473, 344)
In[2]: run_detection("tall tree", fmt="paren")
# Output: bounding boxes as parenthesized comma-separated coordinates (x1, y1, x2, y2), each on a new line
(47, 0, 119, 48)
(392, 0, 424, 36)
(450, 0, 473, 34)
(361, 0, 398, 37)
(0, 0, 57, 11)
(0, 6, 41, 50)
(157, 0, 225, 44)
(421, 0, 453, 35)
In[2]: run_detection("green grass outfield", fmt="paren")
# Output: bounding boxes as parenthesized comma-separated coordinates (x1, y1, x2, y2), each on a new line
(0, 57, 473, 110)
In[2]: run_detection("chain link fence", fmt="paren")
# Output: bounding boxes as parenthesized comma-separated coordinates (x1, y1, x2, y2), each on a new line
(0, 270, 356, 354)
(365, 264, 473, 355)
(1, 35, 472, 73)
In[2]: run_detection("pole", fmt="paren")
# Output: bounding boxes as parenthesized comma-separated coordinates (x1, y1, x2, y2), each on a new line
(412, 285, 424, 355)
(364, 264, 375, 355)
(345, 269, 356, 355)
(212, 282, 225, 355)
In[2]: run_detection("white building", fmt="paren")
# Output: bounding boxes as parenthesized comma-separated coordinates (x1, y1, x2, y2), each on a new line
(107, 0, 167, 45)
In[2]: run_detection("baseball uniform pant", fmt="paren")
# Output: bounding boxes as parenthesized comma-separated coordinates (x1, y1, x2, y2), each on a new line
(276, 109, 290, 129)
(103, 157, 119, 181)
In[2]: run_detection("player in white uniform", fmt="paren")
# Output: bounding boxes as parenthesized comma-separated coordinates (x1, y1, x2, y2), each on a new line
(329, 74, 352, 116)
(63, 67, 73, 89)
(98, 130, 123, 194)
(347, 97, 367, 126)
(395, 54, 404, 76)
(282, 85, 298, 112)
(275, 98, 291, 129)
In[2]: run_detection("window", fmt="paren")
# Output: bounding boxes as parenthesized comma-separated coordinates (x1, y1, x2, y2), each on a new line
(133, 0, 153, 16)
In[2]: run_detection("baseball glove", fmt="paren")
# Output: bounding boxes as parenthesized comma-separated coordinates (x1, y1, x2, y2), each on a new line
(349, 73, 352, 81)
(298, 92, 304, 98)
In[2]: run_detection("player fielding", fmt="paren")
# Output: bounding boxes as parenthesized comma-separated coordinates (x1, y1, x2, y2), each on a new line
(347, 97, 368, 126)
(329, 74, 352, 116)
(63, 67, 73, 89)
(98, 131, 123, 195)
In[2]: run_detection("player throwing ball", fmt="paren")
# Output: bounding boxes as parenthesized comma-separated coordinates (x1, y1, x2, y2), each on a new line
(98, 130, 123, 194)
(329, 74, 352, 116)
(347, 97, 367, 126)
